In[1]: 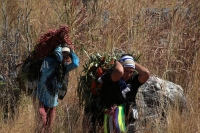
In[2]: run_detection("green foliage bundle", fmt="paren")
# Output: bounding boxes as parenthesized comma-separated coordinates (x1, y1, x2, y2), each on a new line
(77, 53, 119, 109)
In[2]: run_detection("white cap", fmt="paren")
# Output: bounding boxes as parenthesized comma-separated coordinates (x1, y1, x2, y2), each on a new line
(119, 55, 135, 69)
(62, 47, 70, 53)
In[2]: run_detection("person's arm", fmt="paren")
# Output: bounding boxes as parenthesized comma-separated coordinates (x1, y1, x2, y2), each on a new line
(52, 46, 63, 63)
(111, 61, 124, 82)
(65, 51, 79, 71)
(135, 63, 150, 83)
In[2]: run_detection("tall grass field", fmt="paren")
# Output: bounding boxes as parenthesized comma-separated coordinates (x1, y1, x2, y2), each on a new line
(0, 0, 199, 133)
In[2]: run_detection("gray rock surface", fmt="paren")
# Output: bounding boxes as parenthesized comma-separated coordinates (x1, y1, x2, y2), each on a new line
(131, 76, 187, 132)
(138, 76, 187, 117)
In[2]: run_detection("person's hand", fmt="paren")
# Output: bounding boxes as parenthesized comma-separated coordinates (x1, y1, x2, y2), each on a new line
(69, 45, 75, 52)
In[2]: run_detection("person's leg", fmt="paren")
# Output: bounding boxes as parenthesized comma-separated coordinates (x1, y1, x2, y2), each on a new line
(37, 101, 47, 133)
(83, 105, 99, 133)
(46, 106, 56, 133)
(127, 105, 138, 133)
(83, 110, 96, 133)
(96, 110, 105, 133)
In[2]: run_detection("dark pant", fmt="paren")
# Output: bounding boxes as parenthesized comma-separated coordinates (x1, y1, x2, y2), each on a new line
(83, 104, 104, 133)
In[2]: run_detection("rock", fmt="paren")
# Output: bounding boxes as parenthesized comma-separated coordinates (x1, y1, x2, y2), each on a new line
(137, 75, 187, 123)
(141, 7, 190, 22)
(127, 76, 187, 132)
(138, 76, 187, 116)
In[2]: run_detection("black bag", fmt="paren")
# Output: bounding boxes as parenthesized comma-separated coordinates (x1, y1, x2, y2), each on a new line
(57, 64, 68, 100)
(22, 58, 43, 82)
(58, 80, 68, 100)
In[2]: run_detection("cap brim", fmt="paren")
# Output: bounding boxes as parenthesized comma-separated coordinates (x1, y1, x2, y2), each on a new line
(63, 51, 71, 55)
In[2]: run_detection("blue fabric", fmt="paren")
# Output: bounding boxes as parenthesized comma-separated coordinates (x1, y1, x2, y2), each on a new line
(36, 46, 79, 107)
(114, 107, 120, 133)
(103, 105, 126, 133)
(119, 79, 127, 91)
(65, 51, 79, 71)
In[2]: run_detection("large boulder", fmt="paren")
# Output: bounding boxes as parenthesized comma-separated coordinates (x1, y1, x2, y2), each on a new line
(134, 76, 187, 130)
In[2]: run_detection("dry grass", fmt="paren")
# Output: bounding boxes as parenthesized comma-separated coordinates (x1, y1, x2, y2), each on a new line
(0, 0, 200, 133)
